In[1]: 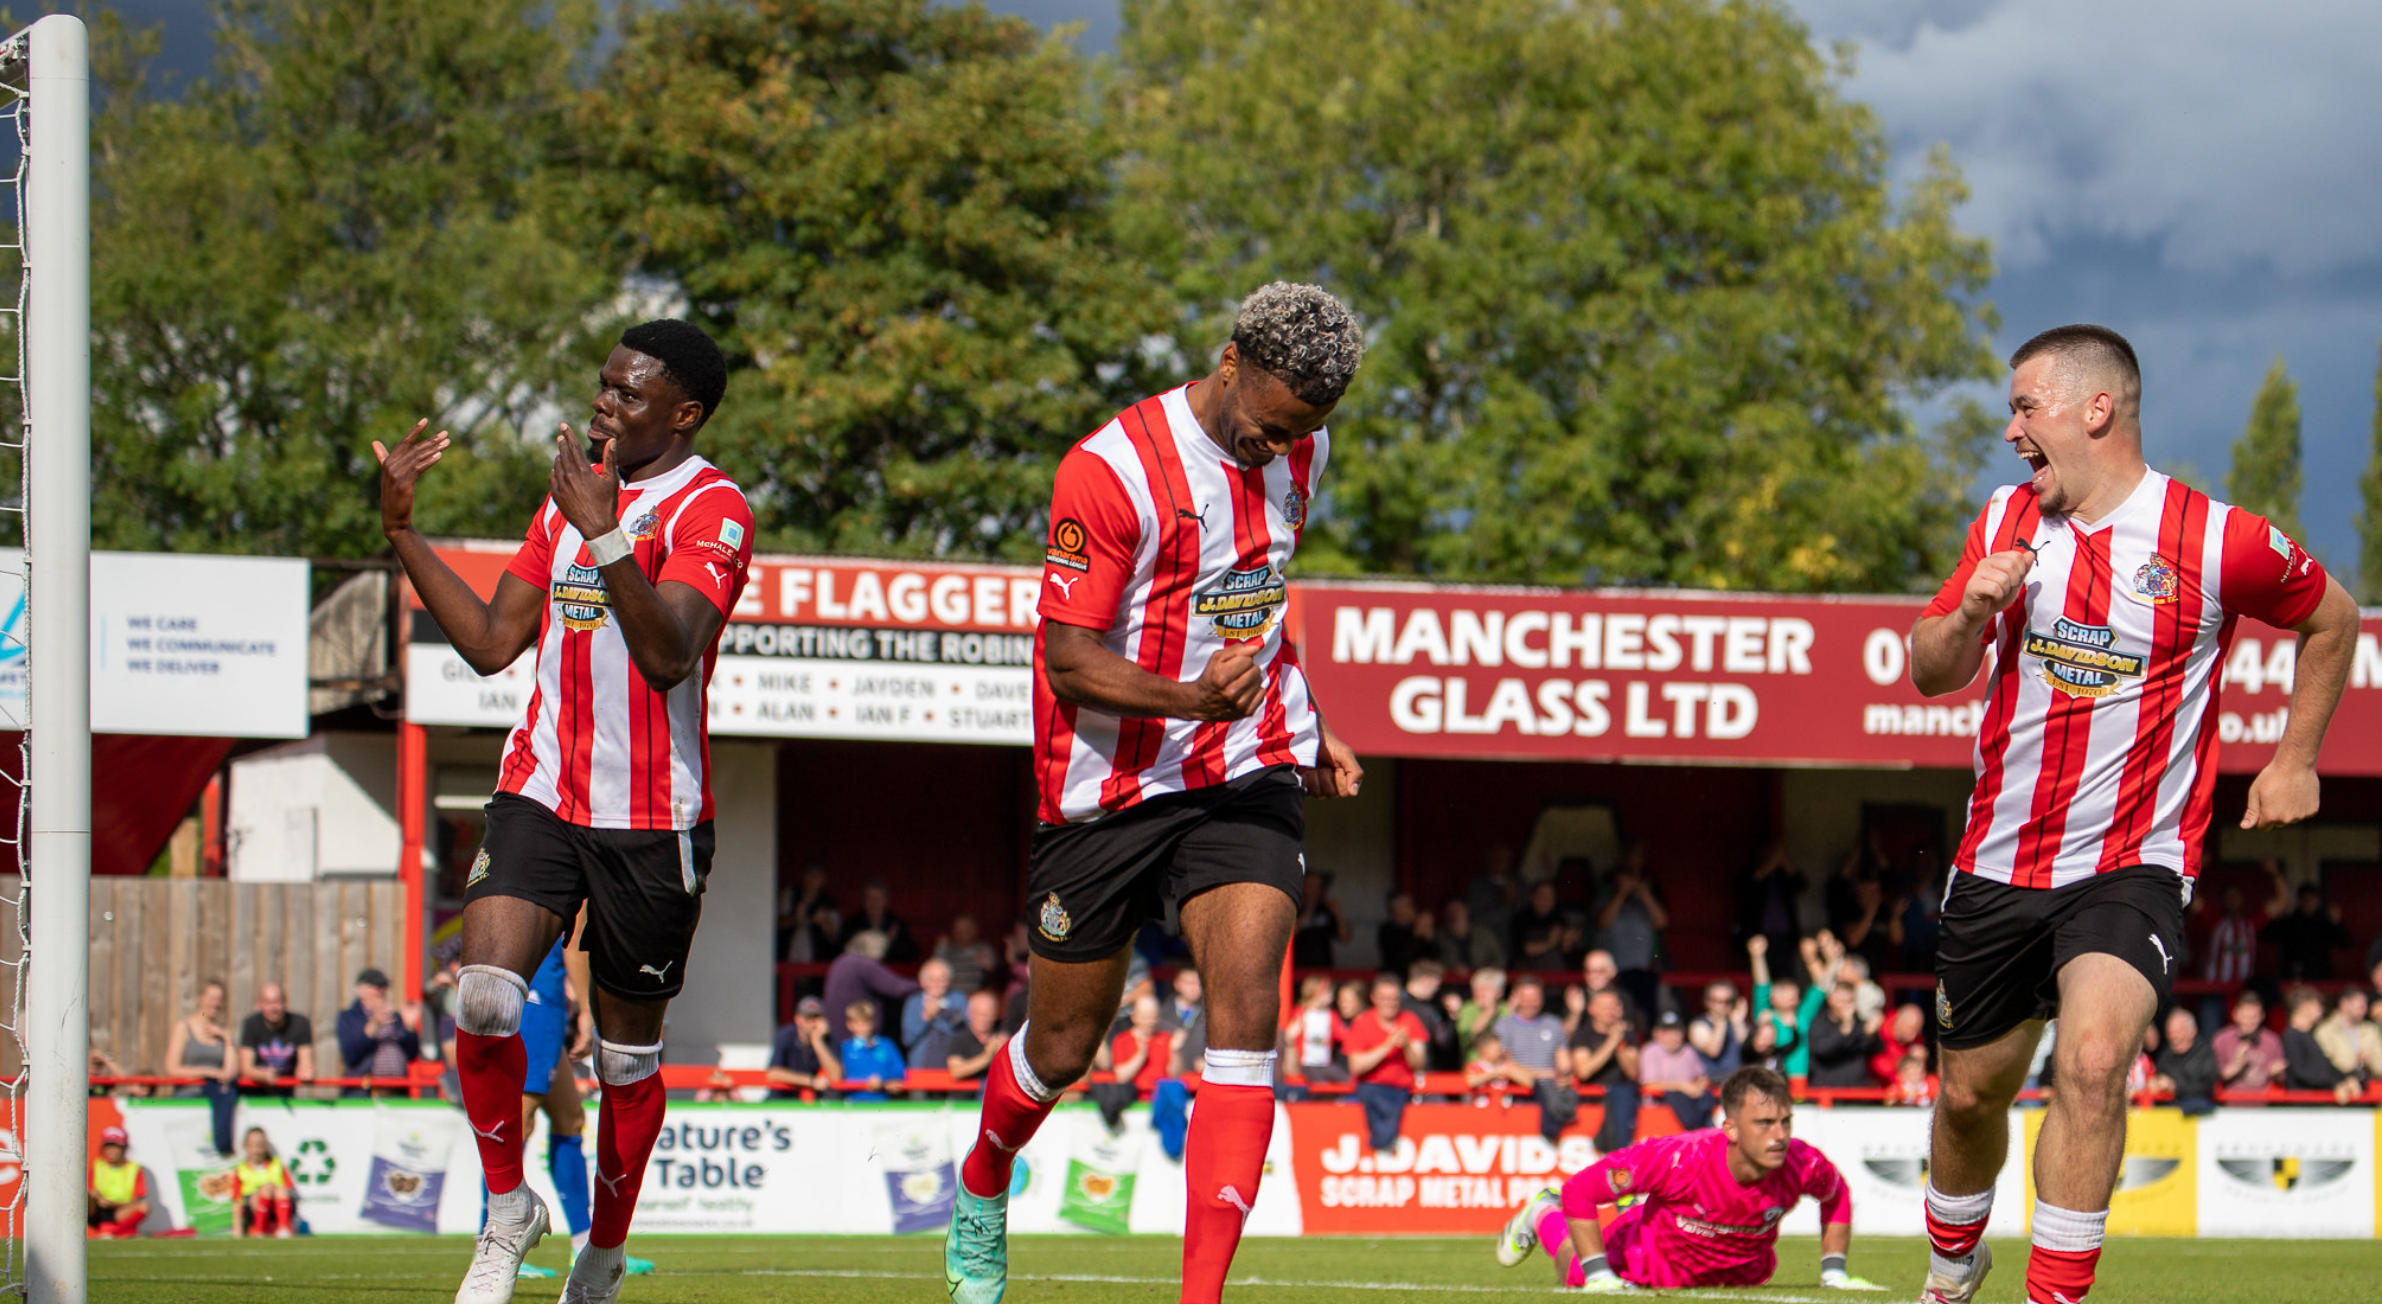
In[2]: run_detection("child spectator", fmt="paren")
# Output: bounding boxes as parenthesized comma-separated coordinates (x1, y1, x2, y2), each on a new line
(1746, 934, 1829, 1079)
(86, 1126, 148, 1239)
(1344, 974, 1428, 1152)
(1887, 1049, 1938, 1107)
(2213, 989, 2286, 1100)
(232, 1127, 295, 1238)
(837, 1000, 906, 1101)
(2151, 1007, 2219, 1115)
(1281, 975, 1349, 1085)
(2280, 985, 2360, 1104)
(1464, 1031, 1533, 1101)
(1637, 1010, 1714, 1129)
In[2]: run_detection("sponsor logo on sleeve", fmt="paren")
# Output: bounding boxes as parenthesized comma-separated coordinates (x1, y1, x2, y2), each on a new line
(719, 519, 745, 550)
(1046, 518, 1091, 573)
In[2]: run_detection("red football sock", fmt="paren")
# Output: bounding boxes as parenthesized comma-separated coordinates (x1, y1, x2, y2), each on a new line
(456, 1028, 528, 1194)
(2026, 1244, 2102, 1304)
(1927, 1204, 1988, 1259)
(590, 1073, 666, 1249)
(1181, 1082, 1273, 1304)
(960, 1038, 1058, 1200)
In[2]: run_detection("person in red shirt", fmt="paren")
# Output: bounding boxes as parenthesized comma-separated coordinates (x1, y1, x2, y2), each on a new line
(1868, 1003, 1925, 1085)
(1345, 973, 1430, 1152)
(1107, 995, 1175, 1096)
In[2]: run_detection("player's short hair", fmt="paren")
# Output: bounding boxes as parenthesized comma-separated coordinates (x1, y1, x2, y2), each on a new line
(2008, 323, 2142, 426)
(1230, 281, 1365, 406)
(619, 318, 728, 427)
(1720, 1066, 1793, 1116)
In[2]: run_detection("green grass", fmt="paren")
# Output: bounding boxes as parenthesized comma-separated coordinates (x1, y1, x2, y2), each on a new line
(91, 1234, 2380, 1303)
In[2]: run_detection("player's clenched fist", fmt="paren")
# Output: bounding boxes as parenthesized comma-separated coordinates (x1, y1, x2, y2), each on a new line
(1189, 640, 1266, 721)
(372, 418, 449, 537)
(1958, 548, 2034, 623)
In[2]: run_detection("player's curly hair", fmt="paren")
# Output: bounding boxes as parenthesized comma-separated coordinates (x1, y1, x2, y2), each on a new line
(1230, 281, 1365, 407)
(619, 318, 728, 427)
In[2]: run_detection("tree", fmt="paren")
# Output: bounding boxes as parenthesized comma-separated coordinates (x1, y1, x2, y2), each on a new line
(1108, 0, 1999, 590)
(83, 0, 614, 559)
(2227, 356, 2305, 544)
(581, 0, 1171, 561)
(2360, 345, 2382, 602)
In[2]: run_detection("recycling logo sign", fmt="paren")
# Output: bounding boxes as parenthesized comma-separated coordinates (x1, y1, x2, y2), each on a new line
(291, 1137, 336, 1186)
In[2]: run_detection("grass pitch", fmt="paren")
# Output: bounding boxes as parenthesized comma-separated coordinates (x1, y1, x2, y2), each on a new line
(93, 1233, 2377, 1303)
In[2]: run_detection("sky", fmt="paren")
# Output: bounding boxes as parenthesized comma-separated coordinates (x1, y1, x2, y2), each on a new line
(78, 0, 2382, 567)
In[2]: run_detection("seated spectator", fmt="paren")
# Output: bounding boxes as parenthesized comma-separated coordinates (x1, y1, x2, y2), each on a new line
(1282, 975, 1348, 1086)
(1464, 1032, 1532, 1101)
(86, 1126, 148, 1239)
(765, 997, 843, 1099)
(165, 978, 240, 1155)
(231, 1127, 295, 1239)
(1580, 950, 1647, 1032)
(1637, 1009, 1714, 1129)
(1344, 974, 1428, 1152)
(1805, 983, 1882, 1090)
(838, 1000, 905, 1101)
(1456, 967, 1507, 1061)
(1493, 976, 1578, 1142)
(1433, 898, 1505, 971)
(2280, 985, 2360, 1104)
(335, 968, 422, 1101)
(2315, 987, 2382, 1082)
(1868, 1003, 1926, 1086)
(2213, 990, 2285, 1099)
(1094, 995, 1172, 1131)
(1511, 880, 1576, 973)
(900, 959, 968, 1070)
(1401, 961, 1460, 1071)
(932, 914, 996, 995)
(1688, 981, 1748, 1079)
(1568, 988, 1640, 1152)
(823, 930, 920, 1040)
(838, 879, 919, 964)
(1378, 893, 1424, 976)
(946, 991, 1009, 1082)
(1886, 1049, 1936, 1107)
(1159, 968, 1207, 1078)
(2264, 880, 2354, 981)
(2151, 1007, 2218, 1115)
(237, 982, 314, 1099)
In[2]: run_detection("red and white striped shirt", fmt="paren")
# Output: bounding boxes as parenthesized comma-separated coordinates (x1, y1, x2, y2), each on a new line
(497, 456, 754, 830)
(1033, 384, 1324, 824)
(1926, 472, 2327, 889)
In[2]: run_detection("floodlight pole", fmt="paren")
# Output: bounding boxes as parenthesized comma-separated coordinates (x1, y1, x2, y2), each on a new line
(21, 14, 90, 1304)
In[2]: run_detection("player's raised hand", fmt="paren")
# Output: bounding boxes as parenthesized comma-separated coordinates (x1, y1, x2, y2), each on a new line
(550, 421, 623, 542)
(1301, 721, 1366, 798)
(1190, 639, 1265, 721)
(2240, 761, 2320, 830)
(1958, 548, 2034, 624)
(371, 418, 448, 536)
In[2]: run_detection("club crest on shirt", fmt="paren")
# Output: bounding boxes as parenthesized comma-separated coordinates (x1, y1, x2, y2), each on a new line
(1191, 564, 1287, 642)
(1037, 892, 1072, 942)
(2127, 554, 2180, 605)
(1045, 517, 1091, 573)
(554, 562, 614, 632)
(2023, 617, 2143, 699)
(1282, 486, 1307, 530)
(625, 510, 661, 542)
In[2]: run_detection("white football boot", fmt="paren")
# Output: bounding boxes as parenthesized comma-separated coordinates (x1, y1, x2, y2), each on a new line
(455, 1186, 551, 1304)
(1918, 1242, 1993, 1304)
(1497, 1185, 1562, 1267)
(557, 1242, 627, 1304)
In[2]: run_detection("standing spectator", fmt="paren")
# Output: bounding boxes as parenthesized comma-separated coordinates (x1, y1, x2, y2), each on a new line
(2213, 990, 2286, 1099)
(2150, 1007, 2218, 1115)
(1593, 845, 1668, 1016)
(838, 1000, 906, 1101)
(765, 997, 843, 1099)
(1805, 984, 1882, 1091)
(1401, 961, 1460, 1071)
(1733, 838, 1806, 960)
(2315, 988, 2382, 1082)
(1377, 893, 1424, 975)
(778, 863, 837, 962)
(838, 880, 919, 964)
(335, 968, 422, 1100)
(237, 982, 314, 1099)
(900, 959, 968, 1070)
(1344, 975, 1428, 1152)
(1510, 880, 1576, 973)
(86, 1126, 149, 1239)
(933, 914, 997, 995)
(823, 930, 920, 1040)
(1282, 976, 1348, 1085)
(1868, 1004, 1927, 1086)
(1465, 843, 1520, 942)
(165, 979, 240, 1155)
(1888, 865, 1945, 972)
(1567, 988, 1640, 1153)
(1687, 982, 1748, 1079)
(1293, 872, 1350, 968)
(2199, 877, 2275, 994)
(2265, 880, 2355, 981)
(1580, 950, 1647, 1032)
(1636, 1010, 1714, 1129)
(1433, 898, 1505, 971)
(1160, 968, 1208, 1078)
(2280, 986, 2360, 1104)
(1824, 840, 1895, 977)
(1492, 977, 1577, 1142)
(1456, 967, 1508, 1061)
(1746, 936, 1827, 1080)
(947, 991, 1010, 1083)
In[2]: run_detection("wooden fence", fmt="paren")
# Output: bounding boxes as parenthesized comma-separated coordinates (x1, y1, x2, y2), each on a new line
(89, 878, 410, 1078)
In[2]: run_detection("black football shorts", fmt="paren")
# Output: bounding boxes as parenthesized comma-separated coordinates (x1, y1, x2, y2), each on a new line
(1025, 765, 1305, 963)
(1934, 862, 2188, 1050)
(467, 792, 713, 1001)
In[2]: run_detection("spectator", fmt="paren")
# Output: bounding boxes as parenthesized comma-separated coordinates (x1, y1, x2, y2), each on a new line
(838, 1000, 906, 1101)
(838, 880, 919, 964)
(237, 982, 314, 1099)
(932, 914, 997, 995)
(2315, 987, 2382, 1082)
(1824, 843, 1889, 973)
(1805, 983, 1882, 1091)
(1159, 968, 1208, 1078)
(1593, 844, 1668, 1015)
(946, 991, 1009, 1083)
(1886, 1050, 1936, 1108)
(1744, 1017, 1784, 1073)
(1493, 977, 1578, 1142)
(231, 1127, 295, 1239)
(1401, 960, 1461, 1071)
(1464, 1032, 1533, 1100)
(823, 930, 920, 1040)
(2151, 1007, 2218, 1115)
(1637, 1010, 1714, 1129)
(1093, 994, 1172, 1131)
(1456, 967, 1507, 1061)
(165, 979, 239, 1155)
(1509, 880, 1574, 973)
(778, 862, 836, 963)
(1464, 843, 1521, 942)
(1282, 975, 1348, 1085)
(1888, 869, 1944, 971)
(1433, 898, 1505, 971)
(1732, 837, 1806, 960)
(2280, 986, 2360, 1104)
(1868, 1004, 1927, 1086)
(1344, 975, 1429, 1152)
(1567, 988, 1640, 1153)
(1558, 981, 1590, 1041)
(1837, 948, 1887, 1025)
(335, 968, 422, 1100)
(1580, 950, 1647, 1032)
(899, 958, 968, 1070)
(2265, 879, 2355, 982)
(1378, 893, 1424, 975)
(2199, 875, 2275, 991)
(86, 1126, 148, 1239)
(1687, 981, 1748, 1079)
(765, 996, 843, 1099)
(1746, 935, 1827, 1080)
(1293, 871, 1350, 968)
(2213, 990, 2286, 1099)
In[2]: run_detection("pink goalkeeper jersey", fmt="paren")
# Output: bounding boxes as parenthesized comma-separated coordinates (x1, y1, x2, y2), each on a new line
(1564, 1129, 1848, 1289)
(496, 455, 754, 830)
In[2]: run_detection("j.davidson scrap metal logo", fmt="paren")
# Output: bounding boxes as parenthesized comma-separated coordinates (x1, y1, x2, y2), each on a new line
(2024, 617, 2144, 699)
(554, 563, 613, 632)
(1192, 564, 1286, 642)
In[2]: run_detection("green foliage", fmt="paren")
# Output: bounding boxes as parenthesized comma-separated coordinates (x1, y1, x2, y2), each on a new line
(2227, 356, 2305, 543)
(1107, 0, 1998, 590)
(2359, 344, 2382, 602)
(582, 0, 1170, 561)
(86, 0, 613, 558)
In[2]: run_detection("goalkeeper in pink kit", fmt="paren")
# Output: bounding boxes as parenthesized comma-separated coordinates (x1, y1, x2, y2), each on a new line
(1496, 1067, 1883, 1292)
